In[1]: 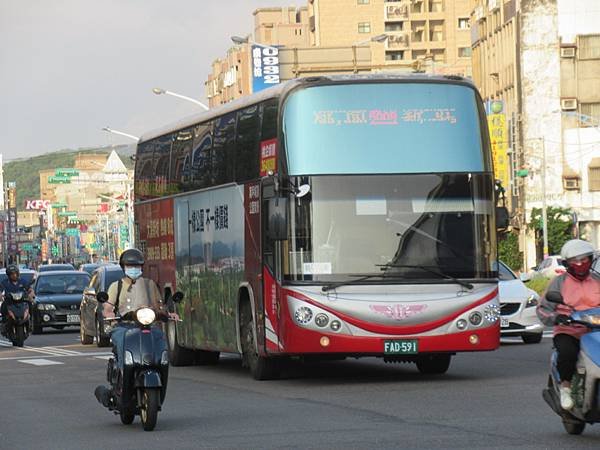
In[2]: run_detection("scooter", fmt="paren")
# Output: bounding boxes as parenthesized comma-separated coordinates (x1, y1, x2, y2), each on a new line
(94, 291, 183, 431)
(542, 291, 600, 435)
(1, 291, 31, 347)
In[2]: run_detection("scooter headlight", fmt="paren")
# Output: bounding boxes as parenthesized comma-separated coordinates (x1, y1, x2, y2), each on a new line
(136, 308, 156, 325)
(11, 292, 23, 301)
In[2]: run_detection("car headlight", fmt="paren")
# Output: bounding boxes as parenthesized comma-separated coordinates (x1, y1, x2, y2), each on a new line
(135, 308, 156, 325)
(37, 304, 56, 311)
(525, 293, 539, 308)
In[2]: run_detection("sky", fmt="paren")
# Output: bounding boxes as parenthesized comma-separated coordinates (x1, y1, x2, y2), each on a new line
(0, 0, 297, 160)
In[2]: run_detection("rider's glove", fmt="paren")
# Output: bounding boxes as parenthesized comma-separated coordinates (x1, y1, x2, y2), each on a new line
(555, 314, 571, 325)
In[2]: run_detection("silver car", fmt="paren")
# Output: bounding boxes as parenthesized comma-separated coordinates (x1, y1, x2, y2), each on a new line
(498, 261, 544, 344)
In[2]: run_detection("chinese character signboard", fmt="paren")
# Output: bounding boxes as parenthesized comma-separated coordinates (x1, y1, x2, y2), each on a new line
(251, 44, 280, 93)
(487, 113, 510, 191)
(6, 182, 18, 258)
(259, 138, 277, 176)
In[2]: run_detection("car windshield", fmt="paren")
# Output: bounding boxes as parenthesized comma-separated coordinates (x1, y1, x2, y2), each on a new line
(0, 272, 35, 286)
(35, 273, 91, 294)
(39, 264, 75, 272)
(495, 261, 517, 281)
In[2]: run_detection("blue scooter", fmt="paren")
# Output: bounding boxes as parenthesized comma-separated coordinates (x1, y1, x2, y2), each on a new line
(1, 291, 31, 347)
(94, 291, 183, 431)
(542, 291, 600, 435)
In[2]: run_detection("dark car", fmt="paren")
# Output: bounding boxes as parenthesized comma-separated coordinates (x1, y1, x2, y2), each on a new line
(79, 263, 100, 276)
(38, 263, 76, 272)
(80, 264, 124, 346)
(32, 270, 90, 333)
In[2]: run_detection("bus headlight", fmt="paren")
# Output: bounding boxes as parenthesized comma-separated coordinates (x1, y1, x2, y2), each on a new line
(314, 313, 329, 328)
(294, 307, 313, 325)
(469, 311, 483, 326)
(484, 304, 500, 323)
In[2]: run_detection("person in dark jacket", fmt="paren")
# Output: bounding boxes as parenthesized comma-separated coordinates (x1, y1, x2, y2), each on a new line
(537, 239, 600, 410)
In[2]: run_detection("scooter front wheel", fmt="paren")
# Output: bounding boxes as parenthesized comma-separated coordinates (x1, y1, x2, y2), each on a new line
(120, 408, 135, 425)
(140, 388, 159, 431)
(13, 326, 25, 347)
(562, 418, 585, 435)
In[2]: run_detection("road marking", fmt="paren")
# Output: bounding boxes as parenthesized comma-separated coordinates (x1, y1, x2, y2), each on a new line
(18, 359, 64, 366)
(95, 355, 112, 360)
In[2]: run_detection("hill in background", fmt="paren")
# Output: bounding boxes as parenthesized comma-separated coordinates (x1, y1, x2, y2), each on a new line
(4, 145, 135, 208)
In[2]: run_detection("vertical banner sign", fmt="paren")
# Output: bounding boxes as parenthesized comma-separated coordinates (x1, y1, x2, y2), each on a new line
(259, 139, 278, 176)
(252, 44, 280, 93)
(6, 182, 18, 257)
(487, 114, 510, 190)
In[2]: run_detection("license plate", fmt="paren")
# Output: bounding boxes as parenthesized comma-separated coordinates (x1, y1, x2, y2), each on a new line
(501, 318, 509, 328)
(384, 339, 418, 355)
(67, 314, 80, 323)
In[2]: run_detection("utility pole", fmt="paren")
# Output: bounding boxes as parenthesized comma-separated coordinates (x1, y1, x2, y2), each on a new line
(541, 138, 549, 258)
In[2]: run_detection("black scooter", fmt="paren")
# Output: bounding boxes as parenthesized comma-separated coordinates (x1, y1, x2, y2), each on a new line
(94, 291, 183, 431)
(1, 291, 31, 347)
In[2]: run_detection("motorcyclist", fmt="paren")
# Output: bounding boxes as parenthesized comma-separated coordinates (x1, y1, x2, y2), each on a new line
(537, 239, 600, 411)
(95, 248, 177, 407)
(1, 265, 34, 334)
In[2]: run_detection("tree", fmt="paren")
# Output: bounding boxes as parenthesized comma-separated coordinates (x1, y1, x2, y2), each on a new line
(528, 206, 575, 257)
(498, 232, 522, 271)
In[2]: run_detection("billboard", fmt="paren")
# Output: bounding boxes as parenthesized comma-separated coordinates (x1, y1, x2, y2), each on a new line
(251, 44, 280, 93)
(487, 113, 510, 190)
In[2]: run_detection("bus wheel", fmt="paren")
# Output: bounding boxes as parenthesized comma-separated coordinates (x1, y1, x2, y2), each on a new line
(240, 303, 280, 380)
(195, 350, 220, 365)
(416, 354, 451, 375)
(166, 320, 195, 366)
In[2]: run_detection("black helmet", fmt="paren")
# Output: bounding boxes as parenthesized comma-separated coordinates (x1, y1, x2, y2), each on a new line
(119, 248, 145, 269)
(6, 264, 19, 277)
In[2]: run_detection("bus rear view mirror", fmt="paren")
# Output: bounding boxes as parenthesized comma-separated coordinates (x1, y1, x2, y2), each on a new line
(496, 206, 509, 230)
(267, 197, 288, 241)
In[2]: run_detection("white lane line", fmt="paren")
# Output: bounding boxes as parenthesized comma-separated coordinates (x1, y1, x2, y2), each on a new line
(19, 359, 64, 366)
(94, 355, 112, 360)
(0, 351, 112, 362)
(40, 347, 81, 356)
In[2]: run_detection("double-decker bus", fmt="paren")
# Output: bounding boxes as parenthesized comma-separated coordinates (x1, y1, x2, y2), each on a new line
(134, 74, 503, 380)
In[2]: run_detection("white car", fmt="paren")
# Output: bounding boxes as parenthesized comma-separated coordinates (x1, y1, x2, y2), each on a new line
(532, 255, 566, 279)
(498, 261, 544, 344)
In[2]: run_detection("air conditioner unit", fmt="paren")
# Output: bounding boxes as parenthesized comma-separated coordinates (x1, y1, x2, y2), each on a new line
(563, 177, 580, 190)
(560, 47, 576, 58)
(561, 98, 577, 110)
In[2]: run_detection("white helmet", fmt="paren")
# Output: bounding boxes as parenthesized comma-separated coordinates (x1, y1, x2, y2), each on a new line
(560, 239, 595, 260)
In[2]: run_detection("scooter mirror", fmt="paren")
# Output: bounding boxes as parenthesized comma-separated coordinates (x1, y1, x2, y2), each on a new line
(97, 291, 109, 303)
(545, 291, 564, 304)
(172, 291, 184, 303)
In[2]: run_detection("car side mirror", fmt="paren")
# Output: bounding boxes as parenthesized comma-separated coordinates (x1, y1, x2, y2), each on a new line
(519, 273, 531, 282)
(97, 291, 109, 303)
(545, 291, 564, 304)
(496, 206, 509, 230)
(84, 287, 96, 296)
(172, 291, 184, 303)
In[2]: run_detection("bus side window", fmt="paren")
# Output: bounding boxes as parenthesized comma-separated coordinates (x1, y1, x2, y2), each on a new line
(171, 128, 193, 193)
(261, 98, 278, 142)
(191, 121, 213, 191)
(213, 112, 236, 186)
(236, 105, 261, 183)
(135, 141, 155, 201)
(154, 133, 174, 196)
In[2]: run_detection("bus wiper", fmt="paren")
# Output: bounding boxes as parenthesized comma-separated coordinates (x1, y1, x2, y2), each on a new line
(378, 263, 474, 290)
(321, 273, 405, 292)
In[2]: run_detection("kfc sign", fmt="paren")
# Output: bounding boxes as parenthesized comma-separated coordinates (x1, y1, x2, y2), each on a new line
(25, 199, 51, 210)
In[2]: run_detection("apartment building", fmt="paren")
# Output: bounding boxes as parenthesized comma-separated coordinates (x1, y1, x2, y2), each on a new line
(471, 0, 600, 267)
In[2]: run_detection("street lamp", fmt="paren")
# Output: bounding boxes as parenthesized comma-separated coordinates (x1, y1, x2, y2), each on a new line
(152, 87, 209, 110)
(101, 127, 139, 142)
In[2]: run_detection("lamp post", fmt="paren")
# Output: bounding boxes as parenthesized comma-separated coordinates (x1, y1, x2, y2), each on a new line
(101, 127, 139, 142)
(152, 87, 209, 110)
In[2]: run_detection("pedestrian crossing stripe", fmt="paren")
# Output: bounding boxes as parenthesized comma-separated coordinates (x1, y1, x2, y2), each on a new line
(18, 359, 64, 366)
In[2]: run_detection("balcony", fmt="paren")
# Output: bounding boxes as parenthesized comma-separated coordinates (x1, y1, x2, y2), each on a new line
(385, 4, 408, 21)
(386, 33, 410, 50)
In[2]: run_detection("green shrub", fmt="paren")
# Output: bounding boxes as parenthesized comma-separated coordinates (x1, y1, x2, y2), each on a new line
(498, 231, 522, 272)
(525, 276, 551, 296)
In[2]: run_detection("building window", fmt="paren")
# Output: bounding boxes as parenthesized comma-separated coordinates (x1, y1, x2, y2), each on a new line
(580, 102, 600, 127)
(358, 22, 371, 33)
(385, 22, 403, 32)
(589, 162, 600, 191)
(458, 47, 472, 58)
(579, 34, 600, 60)
(357, 0, 369, 4)
(458, 17, 470, 29)
(429, 20, 444, 41)
(429, 0, 444, 13)
(385, 51, 405, 61)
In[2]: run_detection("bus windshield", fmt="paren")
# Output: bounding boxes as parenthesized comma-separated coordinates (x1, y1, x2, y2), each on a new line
(284, 173, 496, 282)
(283, 82, 486, 175)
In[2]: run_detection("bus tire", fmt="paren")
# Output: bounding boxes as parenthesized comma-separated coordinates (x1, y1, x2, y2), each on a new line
(195, 350, 220, 365)
(166, 320, 195, 366)
(240, 302, 280, 380)
(416, 354, 451, 375)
